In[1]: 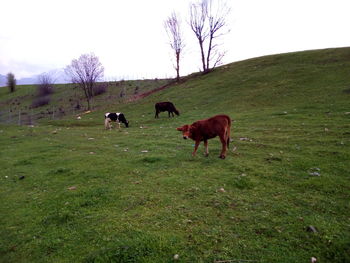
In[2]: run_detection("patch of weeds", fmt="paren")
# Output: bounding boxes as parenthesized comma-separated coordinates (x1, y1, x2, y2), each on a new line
(142, 156, 163, 163)
(254, 226, 277, 238)
(46, 167, 72, 177)
(321, 235, 350, 263)
(54, 168, 71, 174)
(47, 120, 97, 127)
(42, 209, 76, 226)
(122, 195, 151, 212)
(265, 156, 282, 163)
(342, 88, 350, 94)
(77, 170, 101, 179)
(41, 238, 64, 256)
(206, 196, 236, 210)
(78, 187, 111, 208)
(84, 231, 180, 263)
(14, 159, 33, 166)
(226, 176, 254, 190)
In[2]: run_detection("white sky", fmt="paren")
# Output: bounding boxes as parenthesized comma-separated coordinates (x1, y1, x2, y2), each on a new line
(1, 0, 349, 80)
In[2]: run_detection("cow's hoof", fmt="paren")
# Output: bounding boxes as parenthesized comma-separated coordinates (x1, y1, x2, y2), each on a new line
(204, 153, 209, 157)
(219, 155, 226, 159)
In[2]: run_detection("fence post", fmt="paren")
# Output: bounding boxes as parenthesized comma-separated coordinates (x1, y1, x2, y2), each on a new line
(29, 109, 33, 125)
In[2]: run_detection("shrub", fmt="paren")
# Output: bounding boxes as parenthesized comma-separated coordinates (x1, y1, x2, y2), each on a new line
(37, 73, 54, 96)
(119, 87, 126, 98)
(31, 96, 51, 108)
(134, 86, 139, 95)
(37, 85, 53, 97)
(93, 83, 107, 96)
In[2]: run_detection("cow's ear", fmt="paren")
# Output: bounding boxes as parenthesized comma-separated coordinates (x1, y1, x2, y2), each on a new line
(176, 127, 183, 131)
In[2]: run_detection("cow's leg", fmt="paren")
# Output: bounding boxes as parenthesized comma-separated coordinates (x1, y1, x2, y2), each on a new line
(192, 141, 200, 156)
(155, 111, 159, 118)
(168, 111, 171, 117)
(204, 140, 209, 157)
(117, 121, 121, 129)
(219, 135, 228, 159)
(105, 118, 111, 129)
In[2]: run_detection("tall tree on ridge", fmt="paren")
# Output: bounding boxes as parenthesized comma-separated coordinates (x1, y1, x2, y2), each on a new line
(164, 12, 185, 82)
(189, 0, 230, 73)
(7, 72, 16, 93)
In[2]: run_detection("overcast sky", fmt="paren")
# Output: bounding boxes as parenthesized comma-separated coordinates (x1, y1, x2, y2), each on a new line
(1, 0, 349, 80)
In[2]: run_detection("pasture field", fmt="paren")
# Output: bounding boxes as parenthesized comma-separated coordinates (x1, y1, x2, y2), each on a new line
(0, 48, 349, 262)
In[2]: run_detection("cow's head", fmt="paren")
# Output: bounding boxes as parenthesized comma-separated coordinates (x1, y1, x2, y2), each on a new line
(174, 109, 180, 116)
(177, 124, 190, 139)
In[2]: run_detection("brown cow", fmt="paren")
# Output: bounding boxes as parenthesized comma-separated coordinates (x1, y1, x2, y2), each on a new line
(177, 114, 232, 159)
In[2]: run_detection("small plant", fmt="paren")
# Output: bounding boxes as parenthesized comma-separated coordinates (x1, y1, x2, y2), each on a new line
(31, 95, 51, 108)
(119, 87, 126, 97)
(134, 86, 139, 95)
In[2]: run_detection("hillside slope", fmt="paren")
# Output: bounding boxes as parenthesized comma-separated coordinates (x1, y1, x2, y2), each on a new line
(118, 47, 350, 119)
(0, 48, 349, 263)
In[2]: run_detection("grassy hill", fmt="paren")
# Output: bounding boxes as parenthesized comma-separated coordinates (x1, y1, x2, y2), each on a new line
(0, 78, 172, 125)
(0, 47, 349, 263)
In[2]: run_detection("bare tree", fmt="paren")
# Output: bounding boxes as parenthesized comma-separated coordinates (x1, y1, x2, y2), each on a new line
(65, 53, 104, 110)
(189, 0, 230, 73)
(37, 72, 55, 96)
(164, 12, 185, 82)
(7, 72, 16, 93)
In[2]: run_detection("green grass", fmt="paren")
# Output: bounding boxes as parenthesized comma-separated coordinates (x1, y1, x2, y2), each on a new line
(0, 47, 350, 263)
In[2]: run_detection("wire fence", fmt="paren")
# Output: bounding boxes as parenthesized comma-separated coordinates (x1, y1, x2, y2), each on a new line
(0, 91, 144, 126)
(0, 106, 83, 126)
(0, 78, 175, 126)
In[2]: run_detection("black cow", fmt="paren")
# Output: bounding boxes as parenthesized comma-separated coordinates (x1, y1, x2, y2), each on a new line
(155, 102, 180, 118)
(104, 112, 129, 129)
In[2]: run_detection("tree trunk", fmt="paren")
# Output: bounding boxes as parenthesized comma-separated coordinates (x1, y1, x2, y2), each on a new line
(86, 97, 91, 110)
(176, 51, 180, 82)
(206, 33, 214, 73)
(198, 38, 207, 73)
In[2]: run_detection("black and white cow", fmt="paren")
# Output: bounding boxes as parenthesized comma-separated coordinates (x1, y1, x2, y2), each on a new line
(104, 112, 129, 129)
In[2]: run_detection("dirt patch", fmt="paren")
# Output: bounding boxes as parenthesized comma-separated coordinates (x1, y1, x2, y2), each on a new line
(126, 82, 175, 102)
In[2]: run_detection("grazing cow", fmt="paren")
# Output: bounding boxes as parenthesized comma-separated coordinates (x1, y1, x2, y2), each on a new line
(155, 102, 180, 118)
(177, 114, 232, 159)
(104, 112, 129, 129)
